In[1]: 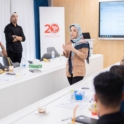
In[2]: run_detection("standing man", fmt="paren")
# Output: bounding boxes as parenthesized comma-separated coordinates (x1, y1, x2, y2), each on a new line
(4, 12, 25, 63)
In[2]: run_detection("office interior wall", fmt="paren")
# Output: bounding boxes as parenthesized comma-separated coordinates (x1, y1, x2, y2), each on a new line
(53, 0, 124, 68)
(0, 0, 35, 61)
(0, 0, 10, 47)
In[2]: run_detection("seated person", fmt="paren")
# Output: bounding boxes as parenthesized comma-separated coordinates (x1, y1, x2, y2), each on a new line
(110, 65, 124, 114)
(0, 41, 7, 57)
(94, 72, 124, 124)
(109, 65, 119, 73)
(109, 65, 124, 77)
(0, 41, 8, 70)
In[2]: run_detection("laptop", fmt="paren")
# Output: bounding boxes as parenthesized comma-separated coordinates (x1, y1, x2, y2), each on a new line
(74, 115, 97, 124)
(82, 32, 91, 39)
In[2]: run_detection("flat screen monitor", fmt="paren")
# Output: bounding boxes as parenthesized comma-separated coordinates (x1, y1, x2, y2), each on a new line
(99, 1, 124, 39)
(82, 32, 91, 39)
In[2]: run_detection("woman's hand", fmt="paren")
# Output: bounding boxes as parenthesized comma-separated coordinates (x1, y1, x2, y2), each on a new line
(62, 44, 66, 51)
(62, 44, 75, 53)
(62, 44, 67, 55)
(66, 45, 75, 51)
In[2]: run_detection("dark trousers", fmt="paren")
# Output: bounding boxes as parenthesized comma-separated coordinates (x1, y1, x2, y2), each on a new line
(67, 74, 84, 85)
(7, 51, 22, 63)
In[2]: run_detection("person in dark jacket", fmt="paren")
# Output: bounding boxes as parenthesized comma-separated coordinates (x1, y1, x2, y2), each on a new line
(4, 12, 25, 63)
(94, 72, 124, 124)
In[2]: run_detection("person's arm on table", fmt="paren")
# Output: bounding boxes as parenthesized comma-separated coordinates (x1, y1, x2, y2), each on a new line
(0, 42, 7, 57)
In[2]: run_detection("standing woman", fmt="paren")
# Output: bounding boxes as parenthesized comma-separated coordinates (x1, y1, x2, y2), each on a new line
(62, 24, 90, 85)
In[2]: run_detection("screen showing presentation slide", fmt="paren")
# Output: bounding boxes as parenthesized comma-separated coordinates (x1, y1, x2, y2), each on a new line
(99, 1, 124, 38)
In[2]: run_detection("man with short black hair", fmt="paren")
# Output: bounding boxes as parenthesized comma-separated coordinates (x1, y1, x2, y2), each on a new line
(94, 72, 124, 124)
(4, 12, 25, 63)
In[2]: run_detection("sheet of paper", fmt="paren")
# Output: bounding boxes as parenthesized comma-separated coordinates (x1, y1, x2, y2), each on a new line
(56, 90, 95, 110)
(82, 91, 94, 103)
(0, 75, 16, 81)
(56, 101, 88, 110)
(66, 91, 94, 103)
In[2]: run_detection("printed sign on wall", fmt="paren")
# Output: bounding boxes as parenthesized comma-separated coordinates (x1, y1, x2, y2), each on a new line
(40, 7, 65, 57)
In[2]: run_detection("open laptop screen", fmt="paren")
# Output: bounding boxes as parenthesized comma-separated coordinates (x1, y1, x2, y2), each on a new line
(82, 32, 91, 39)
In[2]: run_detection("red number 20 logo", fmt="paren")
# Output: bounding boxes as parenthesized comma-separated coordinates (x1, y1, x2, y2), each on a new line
(45, 24, 59, 34)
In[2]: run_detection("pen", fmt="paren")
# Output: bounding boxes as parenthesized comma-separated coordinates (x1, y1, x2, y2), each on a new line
(62, 117, 72, 121)
(89, 98, 94, 103)
(82, 87, 89, 89)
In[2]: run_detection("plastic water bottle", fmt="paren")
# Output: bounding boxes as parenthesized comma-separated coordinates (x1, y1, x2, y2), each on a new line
(51, 51, 55, 60)
(59, 54, 62, 62)
(70, 90, 75, 102)
(22, 57, 26, 68)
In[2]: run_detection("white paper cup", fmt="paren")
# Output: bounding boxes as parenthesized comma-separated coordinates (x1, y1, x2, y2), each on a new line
(9, 66, 14, 72)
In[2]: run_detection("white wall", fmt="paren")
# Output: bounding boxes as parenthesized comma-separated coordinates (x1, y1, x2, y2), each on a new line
(40, 7, 65, 57)
(0, 0, 35, 61)
(0, 0, 10, 47)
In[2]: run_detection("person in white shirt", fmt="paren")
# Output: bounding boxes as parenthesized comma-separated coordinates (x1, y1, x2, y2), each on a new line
(0, 41, 7, 57)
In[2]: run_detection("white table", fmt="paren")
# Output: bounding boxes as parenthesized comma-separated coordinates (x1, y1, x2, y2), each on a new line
(0, 62, 119, 124)
(0, 54, 103, 119)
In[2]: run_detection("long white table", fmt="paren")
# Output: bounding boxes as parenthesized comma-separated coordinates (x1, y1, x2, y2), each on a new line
(0, 54, 103, 119)
(0, 62, 119, 124)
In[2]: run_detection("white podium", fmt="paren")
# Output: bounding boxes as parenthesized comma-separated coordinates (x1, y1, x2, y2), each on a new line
(85, 39, 95, 56)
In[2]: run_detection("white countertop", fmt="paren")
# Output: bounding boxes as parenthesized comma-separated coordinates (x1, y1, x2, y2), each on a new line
(0, 62, 119, 124)
(0, 56, 66, 89)
(0, 54, 102, 90)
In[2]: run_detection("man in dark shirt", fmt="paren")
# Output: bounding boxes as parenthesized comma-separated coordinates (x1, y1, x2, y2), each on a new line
(4, 12, 25, 63)
(94, 72, 124, 124)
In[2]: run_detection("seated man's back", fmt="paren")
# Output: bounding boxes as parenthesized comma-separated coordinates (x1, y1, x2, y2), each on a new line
(93, 72, 124, 124)
(97, 112, 124, 124)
